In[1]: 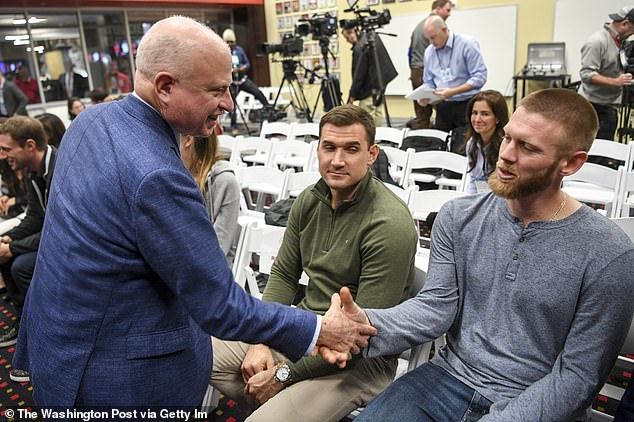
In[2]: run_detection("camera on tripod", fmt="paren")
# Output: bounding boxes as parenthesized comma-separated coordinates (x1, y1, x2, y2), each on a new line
(339, 7, 391, 31)
(296, 13, 338, 40)
(257, 33, 304, 57)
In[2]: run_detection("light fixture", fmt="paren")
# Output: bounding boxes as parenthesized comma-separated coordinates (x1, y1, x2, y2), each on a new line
(26, 46, 44, 53)
(13, 39, 30, 45)
(5, 34, 29, 41)
(12, 17, 47, 25)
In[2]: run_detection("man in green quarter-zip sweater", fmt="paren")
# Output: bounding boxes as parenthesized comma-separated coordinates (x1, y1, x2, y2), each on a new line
(210, 104, 418, 421)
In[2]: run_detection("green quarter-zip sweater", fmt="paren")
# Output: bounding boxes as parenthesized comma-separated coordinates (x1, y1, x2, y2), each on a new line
(263, 171, 418, 382)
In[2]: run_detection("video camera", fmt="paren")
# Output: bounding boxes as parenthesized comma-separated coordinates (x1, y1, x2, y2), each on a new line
(296, 12, 338, 39)
(257, 33, 304, 58)
(339, 7, 391, 31)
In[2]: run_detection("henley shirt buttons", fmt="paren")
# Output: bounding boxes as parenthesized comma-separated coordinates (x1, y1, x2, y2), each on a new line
(512, 254, 519, 260)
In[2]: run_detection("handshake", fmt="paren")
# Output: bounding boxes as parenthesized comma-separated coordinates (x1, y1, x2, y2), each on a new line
(314, 287, 375, 367)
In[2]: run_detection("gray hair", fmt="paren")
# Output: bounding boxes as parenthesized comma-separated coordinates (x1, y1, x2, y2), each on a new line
(136, 16, 221, 82)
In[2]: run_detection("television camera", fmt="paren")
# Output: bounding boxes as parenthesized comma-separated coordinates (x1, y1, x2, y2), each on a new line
(257, 33, 304, 58)
(297, 12, 338, 40)
(339, 7, 391, 31)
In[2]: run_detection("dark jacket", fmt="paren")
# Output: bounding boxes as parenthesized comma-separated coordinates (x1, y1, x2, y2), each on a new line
(349, 32, 398, 102)
(1, 80, 28, 116)
(7, 145, 56, 254)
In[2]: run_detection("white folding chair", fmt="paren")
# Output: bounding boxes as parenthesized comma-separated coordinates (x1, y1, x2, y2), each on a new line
(408, 189, 468, 245)
(588, 139, 633, 171)
(403, 128, 450, 143)
(234, 136, 274, 167)
(381, 146, 414, 187)
(280, 171, 321, 199)
(290, 122, 320, 142)
(260, 121, 294, 140)
(403, 150, 467, 190)
(232, 222, 286, 299)
(615, 169, 634, 218)
(305, 140, 319, 172)
(375, 127, 405, 148)
(217, 134, 237, 161)
(383, 182, 417, 206)
(408, 189, 468, 223)
(271, 139, 314, 171)
(237, 165, 291, 212)
(432, 153, 468, 191)
(562, 163, 624, 217)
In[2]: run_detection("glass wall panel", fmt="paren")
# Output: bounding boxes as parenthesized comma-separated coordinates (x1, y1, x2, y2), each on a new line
(126, 10, 165, 65)
(81, 11, 131, 96)
(0, 12, 42, 105)
(27, 11, 88, 101)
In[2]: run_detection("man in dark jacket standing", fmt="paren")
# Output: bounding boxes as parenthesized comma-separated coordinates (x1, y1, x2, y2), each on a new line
(0, 116, 55, 350)
(0, 72, 28, 117)
(342, 22, 397, 125)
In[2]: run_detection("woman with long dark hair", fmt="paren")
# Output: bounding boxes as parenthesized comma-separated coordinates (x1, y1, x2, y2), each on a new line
(464, 90, 509, 193)
(180, 133, 240, 264)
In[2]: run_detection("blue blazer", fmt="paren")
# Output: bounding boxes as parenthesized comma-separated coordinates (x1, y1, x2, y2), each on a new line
(14, 94, 316, 407)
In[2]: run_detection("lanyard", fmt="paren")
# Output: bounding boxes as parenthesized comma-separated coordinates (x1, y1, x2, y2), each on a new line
(435, 35, 454, 69)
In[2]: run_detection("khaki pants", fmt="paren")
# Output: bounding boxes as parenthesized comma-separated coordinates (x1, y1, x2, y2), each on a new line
(210, 338, 395, 422)
(409, 67, 432, 129)
(358, 97, 385, 126)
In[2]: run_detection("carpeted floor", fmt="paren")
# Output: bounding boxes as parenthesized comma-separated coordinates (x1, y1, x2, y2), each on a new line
(0, 292, 246, 422)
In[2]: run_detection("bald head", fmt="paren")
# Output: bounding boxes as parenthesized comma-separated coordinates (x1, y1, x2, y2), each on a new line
(424, 15, 449, 48)
(135, 16, 226, 83)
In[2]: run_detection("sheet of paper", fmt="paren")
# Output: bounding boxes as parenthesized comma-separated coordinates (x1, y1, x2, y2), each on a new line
(405, 85, 441, 102)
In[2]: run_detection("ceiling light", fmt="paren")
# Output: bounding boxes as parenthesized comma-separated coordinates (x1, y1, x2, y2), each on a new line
(13, 39, 30, 45)
(5, 35, 29, 41)
(12, 17, 46, 25)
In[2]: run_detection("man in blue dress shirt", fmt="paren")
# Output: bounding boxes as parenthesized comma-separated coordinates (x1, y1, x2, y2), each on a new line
(418, 15, 487, 133)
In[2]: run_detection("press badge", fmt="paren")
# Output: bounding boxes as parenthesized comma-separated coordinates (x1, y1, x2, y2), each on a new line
(439, 68, 454, 83)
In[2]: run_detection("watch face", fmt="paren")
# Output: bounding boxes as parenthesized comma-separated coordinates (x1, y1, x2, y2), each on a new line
(275, 364, 291, 383)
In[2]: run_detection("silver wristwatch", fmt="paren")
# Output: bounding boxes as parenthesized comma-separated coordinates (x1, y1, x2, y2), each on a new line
(274, 362, 292, 386)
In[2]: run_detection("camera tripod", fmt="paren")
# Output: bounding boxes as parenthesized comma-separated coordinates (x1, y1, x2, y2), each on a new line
(228, 82, 254, 136)
(271, 59, 313, 122)
(351, 27, 394, 126)
(617, 86, 634, 143)
(308, 36, 343, 120)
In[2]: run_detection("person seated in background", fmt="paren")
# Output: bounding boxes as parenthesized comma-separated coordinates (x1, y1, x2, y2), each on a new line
(339, 89, 634, 422)
(89, 88, 108, 105)
(35, 113, 66, 148)
(0, 71, 28, 117)
(463, 90, 508, 194)
(222, 28, 271, 135)
(104, 61, 131, 95)
(66, 97, 85, 127)
(211, 104, 418, 421)
(0, 117, 56, 357)
(180, 133, 240, 265)
(0, 117, 27, 235)
(14, 66, 40, 104)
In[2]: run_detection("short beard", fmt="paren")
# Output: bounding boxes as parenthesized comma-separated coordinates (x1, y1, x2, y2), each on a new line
(488, 159, 561, 200)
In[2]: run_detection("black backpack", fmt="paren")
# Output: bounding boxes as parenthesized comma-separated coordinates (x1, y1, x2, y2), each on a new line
(371, 148, 397, 186)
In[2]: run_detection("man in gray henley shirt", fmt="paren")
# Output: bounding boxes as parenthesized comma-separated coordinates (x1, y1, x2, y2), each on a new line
(339, 88, 634, 421)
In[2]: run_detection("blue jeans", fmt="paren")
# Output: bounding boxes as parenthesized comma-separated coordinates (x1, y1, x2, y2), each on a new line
(355, 363, 492, 422)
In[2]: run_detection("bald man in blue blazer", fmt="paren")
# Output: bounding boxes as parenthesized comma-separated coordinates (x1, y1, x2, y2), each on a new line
(13, 16, 373, 408)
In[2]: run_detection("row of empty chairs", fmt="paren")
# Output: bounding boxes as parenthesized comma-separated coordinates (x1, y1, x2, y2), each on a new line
(562, 139, 634, 218)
